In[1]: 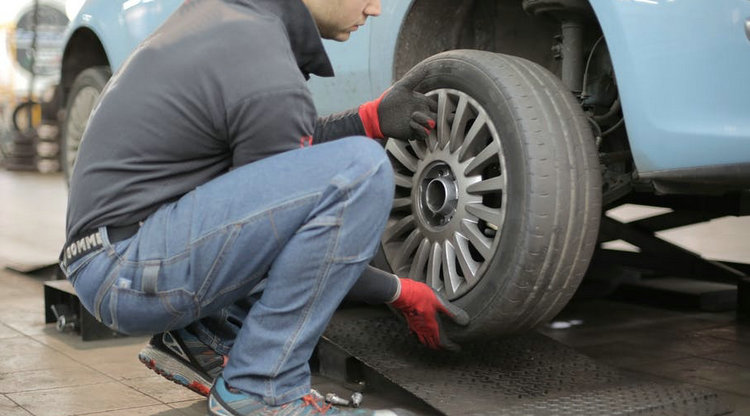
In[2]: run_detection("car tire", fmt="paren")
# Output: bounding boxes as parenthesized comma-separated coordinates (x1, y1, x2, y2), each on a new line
(61, 66, 111, 182)
(381, 50, 601, 338)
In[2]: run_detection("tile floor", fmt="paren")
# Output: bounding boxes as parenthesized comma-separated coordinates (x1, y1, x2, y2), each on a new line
(0, 169, 749, 415)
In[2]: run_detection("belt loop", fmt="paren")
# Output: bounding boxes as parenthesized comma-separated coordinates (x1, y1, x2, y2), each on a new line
(141, 262, 160, 294)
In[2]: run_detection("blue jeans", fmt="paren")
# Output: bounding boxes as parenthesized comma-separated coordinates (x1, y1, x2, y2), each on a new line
(61, 138, 394, 405)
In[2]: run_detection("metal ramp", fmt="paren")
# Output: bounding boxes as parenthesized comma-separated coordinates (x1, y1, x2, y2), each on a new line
(321, 308, 731, 416)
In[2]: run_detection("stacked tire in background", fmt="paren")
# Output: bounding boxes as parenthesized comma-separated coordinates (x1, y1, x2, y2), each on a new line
(1, 93, 62, 173)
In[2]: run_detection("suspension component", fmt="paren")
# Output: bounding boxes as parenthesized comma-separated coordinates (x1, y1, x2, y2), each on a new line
(522, 0, 595, 94)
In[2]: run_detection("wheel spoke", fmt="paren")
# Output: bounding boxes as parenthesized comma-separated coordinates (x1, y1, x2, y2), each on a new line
(460, 219, 493, 260)
(393, 172, 413, 189)
(465, 203, 503, 230)
(452, 231, 479, 286)
(464, 144, 499, 177)
(409, 139, 428, 160)
(382, 215, 416, 243)
(394, 228, 423, 272)
(426, 242, 443, 291)
(458, 113, 487, 162)
(392, 197, 411, 210)
(437, 90, 451, 150)
(467, 176, 504, 195)
(449, 95, 470, 153)
(408, 238, 431, 281)
(386, 140, 418, 173)
(441, 240, 460, 297)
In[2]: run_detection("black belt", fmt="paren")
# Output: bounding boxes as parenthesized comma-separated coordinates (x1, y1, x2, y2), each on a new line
(60, 224, 140, 268)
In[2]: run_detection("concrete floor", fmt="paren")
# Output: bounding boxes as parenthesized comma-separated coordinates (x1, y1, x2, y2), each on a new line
(0, 169, 749, 415)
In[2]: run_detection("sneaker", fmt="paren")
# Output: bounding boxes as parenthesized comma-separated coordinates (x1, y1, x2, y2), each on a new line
(208, 375, 412, 416)
(138, 329, 225, 396)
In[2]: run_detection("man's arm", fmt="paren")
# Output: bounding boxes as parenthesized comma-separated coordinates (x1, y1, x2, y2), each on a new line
(347, 265, 470, 351)
(313, 71, 438, 143)
(346, 265, 400, 303)
(313, 108, 367, 143)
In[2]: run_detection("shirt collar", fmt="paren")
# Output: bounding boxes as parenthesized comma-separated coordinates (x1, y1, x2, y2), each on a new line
(232, 0, 335, 79)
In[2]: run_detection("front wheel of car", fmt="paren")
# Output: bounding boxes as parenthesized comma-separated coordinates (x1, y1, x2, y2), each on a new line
(61, 66, 111, 182)
(382, 50, 602, 338)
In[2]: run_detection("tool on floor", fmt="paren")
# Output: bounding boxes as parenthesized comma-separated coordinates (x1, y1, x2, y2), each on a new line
(50, 303, 77, 332)
(310, 389, 324, 401)
(350, 392, 363, 408)
(325, 393, 350, 406)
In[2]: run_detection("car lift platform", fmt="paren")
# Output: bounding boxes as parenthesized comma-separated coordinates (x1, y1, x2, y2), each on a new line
(320, 307, 731, 416)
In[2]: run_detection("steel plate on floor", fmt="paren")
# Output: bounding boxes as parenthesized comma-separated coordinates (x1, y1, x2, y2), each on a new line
(322, 308, 730, 416)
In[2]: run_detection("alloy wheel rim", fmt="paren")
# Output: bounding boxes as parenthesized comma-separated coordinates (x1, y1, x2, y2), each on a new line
(64, 86, 100, 174)
(382, 88, 508, 300)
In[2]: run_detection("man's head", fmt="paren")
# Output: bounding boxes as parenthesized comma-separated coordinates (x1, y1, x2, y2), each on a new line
(302, 0, 381, 41)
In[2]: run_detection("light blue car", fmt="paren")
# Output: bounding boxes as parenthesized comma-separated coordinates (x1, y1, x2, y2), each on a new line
(59, 0, 750, 337)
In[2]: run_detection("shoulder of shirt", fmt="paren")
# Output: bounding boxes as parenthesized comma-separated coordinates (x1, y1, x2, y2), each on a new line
(220, 2, 290, 40)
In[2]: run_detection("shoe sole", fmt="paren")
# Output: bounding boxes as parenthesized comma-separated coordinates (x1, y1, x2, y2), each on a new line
(138, 345, 212, 397)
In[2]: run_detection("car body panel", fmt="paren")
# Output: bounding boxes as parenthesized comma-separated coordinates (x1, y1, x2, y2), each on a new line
(311, 0, 410, 113)
(589, 0, 750, 175)
(62, 0, 182, 71)
(63, 0, 380, 114)
(367, 0, 411, 98)
(62, 0, 750, 182)
(308, 23, 374, 114)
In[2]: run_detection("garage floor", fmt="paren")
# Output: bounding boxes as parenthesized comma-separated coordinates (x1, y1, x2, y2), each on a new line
(1, 170, 749, 416)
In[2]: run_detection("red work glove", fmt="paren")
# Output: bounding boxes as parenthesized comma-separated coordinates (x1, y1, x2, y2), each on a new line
(390, 278, 470, 351)
(358, 70, 437, 141)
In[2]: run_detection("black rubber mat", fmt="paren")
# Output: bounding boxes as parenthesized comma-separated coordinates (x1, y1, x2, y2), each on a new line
(322, 308, 731, 416)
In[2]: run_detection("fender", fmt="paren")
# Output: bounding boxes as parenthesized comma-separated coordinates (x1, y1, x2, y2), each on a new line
(589, 0, 750, 175)
(62, 0, 182, 74)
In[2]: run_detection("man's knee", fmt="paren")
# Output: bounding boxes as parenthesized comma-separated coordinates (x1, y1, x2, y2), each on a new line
(337, 137, 394, 200)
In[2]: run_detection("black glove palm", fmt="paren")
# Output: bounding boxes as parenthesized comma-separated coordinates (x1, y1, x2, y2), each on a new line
(357, 64, 437, 142)
(378, 82, 437, 141)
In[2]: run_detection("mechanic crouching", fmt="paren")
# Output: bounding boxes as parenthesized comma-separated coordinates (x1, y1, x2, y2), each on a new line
(59, 0, 468, 414)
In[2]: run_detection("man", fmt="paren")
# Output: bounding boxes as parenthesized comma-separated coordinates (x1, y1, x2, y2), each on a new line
(59, 0, 467, 414)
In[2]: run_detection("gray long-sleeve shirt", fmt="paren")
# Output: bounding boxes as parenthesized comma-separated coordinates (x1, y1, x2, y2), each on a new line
(66, 0, 365, 240)
(64, 0, 398, 303)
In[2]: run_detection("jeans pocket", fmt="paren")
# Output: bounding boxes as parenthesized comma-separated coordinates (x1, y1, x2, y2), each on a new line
(110, 287, 195, 335)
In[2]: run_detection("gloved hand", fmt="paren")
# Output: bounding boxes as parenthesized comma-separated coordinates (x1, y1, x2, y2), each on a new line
(358, 69, 437, 141)
(390, 278, 470, 351)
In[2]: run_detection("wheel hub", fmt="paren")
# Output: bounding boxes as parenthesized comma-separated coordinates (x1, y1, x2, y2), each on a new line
(420, 163, 458, 227)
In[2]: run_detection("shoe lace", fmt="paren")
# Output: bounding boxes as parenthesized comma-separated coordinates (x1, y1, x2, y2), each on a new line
(302, 394, 332, 414)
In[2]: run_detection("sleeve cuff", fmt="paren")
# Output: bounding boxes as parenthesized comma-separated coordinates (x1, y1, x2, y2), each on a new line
(358, 96, 384, 139)
(386, 276, 402, 304)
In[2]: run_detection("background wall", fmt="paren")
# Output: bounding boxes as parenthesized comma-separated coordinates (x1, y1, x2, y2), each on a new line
(0, 0, 82, 131)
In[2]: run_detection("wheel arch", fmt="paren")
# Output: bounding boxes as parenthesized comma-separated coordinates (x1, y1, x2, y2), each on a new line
(391, 0, 642, 204)
(60, 28, 110, 107)
(393, 0, 561, 81)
